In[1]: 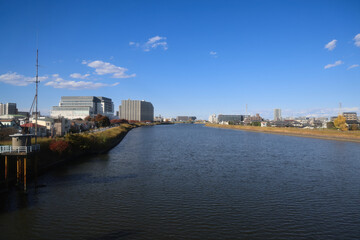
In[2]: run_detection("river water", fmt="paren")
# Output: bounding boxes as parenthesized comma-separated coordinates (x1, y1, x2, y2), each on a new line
(1, 124, 360, 240)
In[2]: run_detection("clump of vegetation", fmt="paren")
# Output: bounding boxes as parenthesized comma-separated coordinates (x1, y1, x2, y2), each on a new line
(351, 124, 358, 131)
(334, 115, 348, 131)
(84, 114, 111, 127)
(327, 122, 336, 129)
(49, 139, 70, 155)
(0, 127, 19, 141)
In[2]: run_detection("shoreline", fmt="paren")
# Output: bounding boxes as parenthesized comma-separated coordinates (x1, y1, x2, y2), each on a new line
(0, 123, 162, 190)
(205, 123, 360, 143)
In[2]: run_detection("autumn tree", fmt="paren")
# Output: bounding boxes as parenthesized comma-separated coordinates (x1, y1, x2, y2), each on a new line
(334, 115, 348, 131)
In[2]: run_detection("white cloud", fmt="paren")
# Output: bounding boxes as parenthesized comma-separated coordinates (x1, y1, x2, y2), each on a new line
(130, 36, 168, 51)
(145, 36, 168, 51)
(0, 72, 48, 86)
(209, 51, 217, 55)
(129, 41, 140, 47)
(84, 60, 135, 78)
(325, 39, 337, 51)
(45, 75, 119, 90)
(70, 73, 90, 79)
(348, 64, 359, 70)
(354, 33, 360, 47)
(324, 60, 343, 69)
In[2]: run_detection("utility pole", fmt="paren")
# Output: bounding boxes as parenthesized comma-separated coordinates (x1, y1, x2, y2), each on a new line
(35, 49, 39, 144)
(339, 102, 342, 116)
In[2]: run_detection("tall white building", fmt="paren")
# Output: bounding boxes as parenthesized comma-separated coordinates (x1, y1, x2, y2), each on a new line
(274, 108, 282, 121)
(119, 99, 154, 122)
(208, 114, 217, 123)
(51, 96, 114, 120)
(0, 103, 18, 115)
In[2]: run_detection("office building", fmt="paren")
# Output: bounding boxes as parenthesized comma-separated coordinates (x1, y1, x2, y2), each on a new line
(119, 99, 154, 121)
(274, 109, 282, 121)
(0, 103, 18, 115)
(51, 96, 114, 120)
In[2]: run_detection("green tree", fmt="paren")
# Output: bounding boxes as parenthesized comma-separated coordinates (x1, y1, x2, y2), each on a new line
(251, 122, 261, 126)
(334, 115, 348, 131)
(326, 122, 335, 129)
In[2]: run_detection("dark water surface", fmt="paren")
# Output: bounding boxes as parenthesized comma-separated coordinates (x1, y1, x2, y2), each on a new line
(1, 124, 360, 240)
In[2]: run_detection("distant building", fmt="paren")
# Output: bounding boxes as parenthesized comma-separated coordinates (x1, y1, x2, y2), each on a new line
(217, 114, 244, 123)
(119, 99, 154, 122)
(274, 109, 282, 121)
(343, 112, 357, 121)
(51, 96, 114, 120)
(0, 103, 18, 115)
(208, 114, 217, 123)
(246, 113, 263, 122)
(54, 117, 71, 136)
(176, 116, 197, 122)
(0, 119, 18, 128)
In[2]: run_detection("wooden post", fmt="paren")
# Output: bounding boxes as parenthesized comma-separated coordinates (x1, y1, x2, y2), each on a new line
(5, 156, 8, 187)
(24, 157, 27, 192)
(34, 155, 38, 188)
(16, 157, 20, 185)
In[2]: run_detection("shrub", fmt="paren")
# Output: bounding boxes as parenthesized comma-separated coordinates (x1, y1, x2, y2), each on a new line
(49, 140, 70, 155)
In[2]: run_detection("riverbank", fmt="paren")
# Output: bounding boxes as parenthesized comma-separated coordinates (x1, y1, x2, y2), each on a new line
(0, 122, 160, 189)
(205, 123, 360, 143)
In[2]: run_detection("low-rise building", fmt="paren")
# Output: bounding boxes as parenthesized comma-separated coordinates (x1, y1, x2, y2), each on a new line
(20, 123, 47, 137)
(176, 116, 197, 122)
(343, 112, 358, 121)
(217, 115, 244, 123)
(0, 119, 18, 128)
(54, 117, 71, 136)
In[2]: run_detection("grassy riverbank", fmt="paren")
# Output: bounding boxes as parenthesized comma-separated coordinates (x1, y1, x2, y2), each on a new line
(206, 123, 360, 143)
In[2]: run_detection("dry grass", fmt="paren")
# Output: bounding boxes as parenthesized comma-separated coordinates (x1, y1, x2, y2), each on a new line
(206, 123, 360, 143)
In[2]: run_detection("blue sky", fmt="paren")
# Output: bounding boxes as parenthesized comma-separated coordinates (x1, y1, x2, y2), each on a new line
(0, 0, 359, 119)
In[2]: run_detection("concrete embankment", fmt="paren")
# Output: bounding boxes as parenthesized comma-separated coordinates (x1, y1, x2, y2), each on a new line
(206, 123, 360, 143)
(0, 123, 146, 189)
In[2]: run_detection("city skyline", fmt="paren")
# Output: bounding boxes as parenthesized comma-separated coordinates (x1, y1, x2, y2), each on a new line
(0, 0, 359, 119)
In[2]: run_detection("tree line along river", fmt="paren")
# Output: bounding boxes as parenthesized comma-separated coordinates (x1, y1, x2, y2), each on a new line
(1, 124, 360, 240)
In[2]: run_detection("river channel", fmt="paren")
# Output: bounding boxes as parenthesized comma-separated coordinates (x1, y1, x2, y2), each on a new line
(1, 124, 360, 239)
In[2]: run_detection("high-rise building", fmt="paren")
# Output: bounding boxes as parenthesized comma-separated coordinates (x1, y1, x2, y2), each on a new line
(0, 103, 18, 115)
(51, 96, 114, 120)
(119, 99, 154, 122)
(274, 109, 282, 121)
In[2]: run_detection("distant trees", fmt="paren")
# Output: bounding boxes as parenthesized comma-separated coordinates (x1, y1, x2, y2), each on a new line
(334, 115, 348, 131)
(0, 127, 19, 141)
(84, 114, 110, 128)
(110, 119, 129, 125)
(251, 122, 261, 127)
(326, 122, 336, 129)
(351, 124, 358, 131)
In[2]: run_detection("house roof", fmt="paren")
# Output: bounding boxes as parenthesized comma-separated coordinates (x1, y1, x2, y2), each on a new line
(21, 123, 46, 128)
(0, 119, 15, 122)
